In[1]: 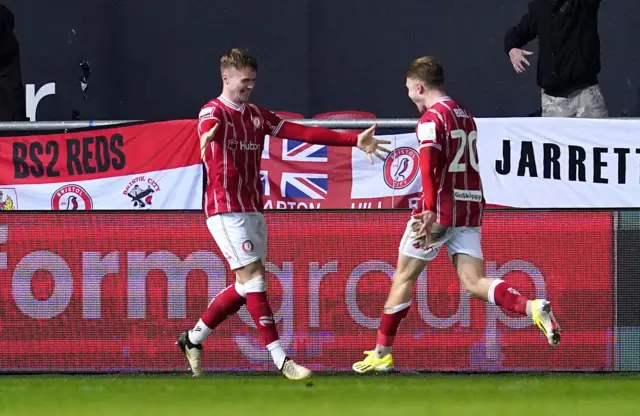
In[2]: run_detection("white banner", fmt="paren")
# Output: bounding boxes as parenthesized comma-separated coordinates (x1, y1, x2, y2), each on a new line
(476, 118, 640, 208)
(348, 117, 640, 209)
(350, 133, 422, 199)
(0, 166, 202, 210)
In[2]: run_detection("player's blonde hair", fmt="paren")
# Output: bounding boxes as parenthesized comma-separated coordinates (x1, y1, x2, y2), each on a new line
(406, 56, 444, 88)
(220, 48, 258, 72)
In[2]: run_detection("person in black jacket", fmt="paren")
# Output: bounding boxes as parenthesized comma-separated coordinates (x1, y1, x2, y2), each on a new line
(504, 0, 607, 118)
(0, 4, 26, 121)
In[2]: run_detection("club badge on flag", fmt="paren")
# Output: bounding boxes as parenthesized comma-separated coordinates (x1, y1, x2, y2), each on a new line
(350, 134, 422, 199)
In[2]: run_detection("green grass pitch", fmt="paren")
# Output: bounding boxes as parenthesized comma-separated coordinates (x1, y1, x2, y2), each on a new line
(1, 373, 639, 416)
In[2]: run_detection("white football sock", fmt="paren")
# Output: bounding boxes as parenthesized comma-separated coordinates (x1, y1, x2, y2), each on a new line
(374, 345, 392, 359)
(188, 319, 212, 345)
(267, 340, 287, 370)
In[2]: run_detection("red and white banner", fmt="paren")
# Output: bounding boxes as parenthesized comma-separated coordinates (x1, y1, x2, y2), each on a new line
(0, 121, 202, 210)
(0, 121, 424, 211)
(0, 211, 613, 372)
(3, 118, 639, 210)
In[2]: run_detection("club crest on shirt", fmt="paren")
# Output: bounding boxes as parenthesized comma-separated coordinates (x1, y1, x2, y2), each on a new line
(242, 240, 254, 253)
(252, 117, 262, 129)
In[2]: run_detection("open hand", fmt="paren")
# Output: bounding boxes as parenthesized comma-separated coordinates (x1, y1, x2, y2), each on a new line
(357, 124, 392, 164)
(509, 48, 534, 73)
(411, 211, 436, 246)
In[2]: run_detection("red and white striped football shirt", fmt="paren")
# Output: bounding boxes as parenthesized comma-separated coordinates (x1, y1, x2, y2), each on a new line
(198, 96, 358, 217)
(198, 96, 285, 216)
(412, 97, 485, 227)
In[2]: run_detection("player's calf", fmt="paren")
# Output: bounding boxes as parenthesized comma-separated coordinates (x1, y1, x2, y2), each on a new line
(377, 255, 425, 356)
(246, 278, 313, 379)
(236, 262, 312, 377)
(454, 253, 561, 346)
(176, 282, 246, 377)
(235, 261, 287, 371)
(244, 275, 287, 369)
(352, 299, 410, 374)
(353, 254, 425, 373)
(454, 254, 530, 315)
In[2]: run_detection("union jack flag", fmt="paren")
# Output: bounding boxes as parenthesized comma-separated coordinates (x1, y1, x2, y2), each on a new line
(260, 136, 335, 206)
(281, 139, 328, 162)
(280, 172, 328, 199)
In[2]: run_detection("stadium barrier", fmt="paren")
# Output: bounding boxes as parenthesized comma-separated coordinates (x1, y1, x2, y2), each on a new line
(0, 119, 417, 131)
(0, 120, 638, 373)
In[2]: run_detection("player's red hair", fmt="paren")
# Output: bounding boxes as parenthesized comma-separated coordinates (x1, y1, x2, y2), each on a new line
(406, 56, 444, 88)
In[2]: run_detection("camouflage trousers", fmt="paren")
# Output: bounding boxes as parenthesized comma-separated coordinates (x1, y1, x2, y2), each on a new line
(541, 84, 608, 118)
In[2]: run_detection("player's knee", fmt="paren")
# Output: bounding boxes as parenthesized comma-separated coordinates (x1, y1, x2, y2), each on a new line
(453, 254, 485, 298)
(235, 259, 265, 283)
(458, 269, 483, 298)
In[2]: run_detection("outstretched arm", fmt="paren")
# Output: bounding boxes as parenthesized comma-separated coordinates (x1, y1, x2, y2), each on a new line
(263, 108, 390, 164)
(276, 121, 358, 147)
(272, 119, 391, 164)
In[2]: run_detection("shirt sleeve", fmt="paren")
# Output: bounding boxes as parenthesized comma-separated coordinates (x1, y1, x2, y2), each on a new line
(416, 120, 443, 152)
(504, 5, 538, 53)
(416, 117, 445, 212)
(259, 107, 357, 146)
(276, 121, 357, 146)
(261, 109, 286, 137)
(197, 106, 221, 139)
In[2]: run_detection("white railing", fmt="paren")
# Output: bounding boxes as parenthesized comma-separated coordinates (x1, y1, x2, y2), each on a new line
(0, 119, 419, 132)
